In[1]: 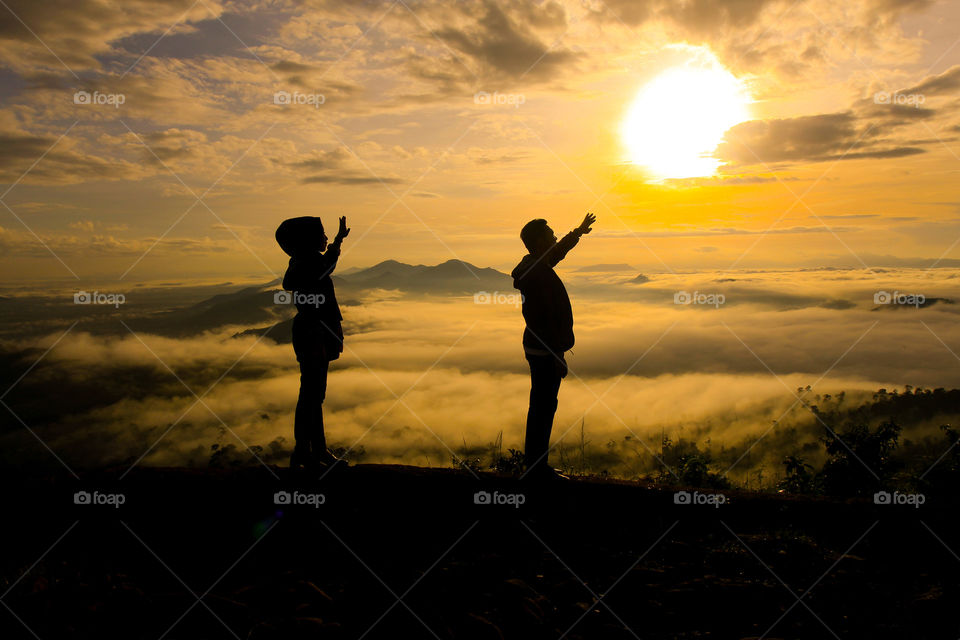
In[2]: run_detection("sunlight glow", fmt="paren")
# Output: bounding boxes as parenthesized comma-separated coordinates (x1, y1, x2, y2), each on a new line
(622, 55, 751, 181)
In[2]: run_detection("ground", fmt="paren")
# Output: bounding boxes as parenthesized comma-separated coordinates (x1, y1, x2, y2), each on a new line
(0, 464, 955, 639)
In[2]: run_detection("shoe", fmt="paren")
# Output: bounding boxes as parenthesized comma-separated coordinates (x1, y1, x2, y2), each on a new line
(290, 448, 312, 470)
(524, 466, 570, 482)
(313, 449, 347, 470)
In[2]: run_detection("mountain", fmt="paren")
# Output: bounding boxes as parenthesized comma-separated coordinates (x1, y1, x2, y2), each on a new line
(41, 260, 513, 341)
(340, 259, 512, 293)
(340, 259, 421, 284)
(234, 317, 293, 343)
(234, 260, 512, 343)
(123, 282, 286, 337)
(335, 265, 367, 276)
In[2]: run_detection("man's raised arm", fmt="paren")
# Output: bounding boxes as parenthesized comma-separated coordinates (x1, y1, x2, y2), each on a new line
(546, 212, 596, 267)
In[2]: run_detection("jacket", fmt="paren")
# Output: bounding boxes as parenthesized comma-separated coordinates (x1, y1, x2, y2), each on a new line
(282, 242, 343, 359)
(511, 231, 580, 355)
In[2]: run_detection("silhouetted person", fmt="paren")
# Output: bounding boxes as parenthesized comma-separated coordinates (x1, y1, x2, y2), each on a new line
(512, 212, 596, 480)
(276, 215, 350, 470)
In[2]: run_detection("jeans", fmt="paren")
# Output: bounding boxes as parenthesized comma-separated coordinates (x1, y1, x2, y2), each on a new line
(294, 358, 329, 454)
(524, 352, 566, 473)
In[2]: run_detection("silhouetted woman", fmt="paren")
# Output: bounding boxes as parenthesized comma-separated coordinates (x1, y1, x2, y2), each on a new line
(276, 215, 350, 470)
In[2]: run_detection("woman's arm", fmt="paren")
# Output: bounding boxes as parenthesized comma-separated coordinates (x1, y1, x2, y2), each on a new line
(321, 216, 350, 276)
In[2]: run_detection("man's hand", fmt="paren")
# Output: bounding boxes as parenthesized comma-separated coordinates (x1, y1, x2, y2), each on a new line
(576, 212, 596, 235)
(336, 216, 350, 241)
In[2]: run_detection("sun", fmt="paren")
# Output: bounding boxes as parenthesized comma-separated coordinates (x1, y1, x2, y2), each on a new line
(622, 58, 751, 181)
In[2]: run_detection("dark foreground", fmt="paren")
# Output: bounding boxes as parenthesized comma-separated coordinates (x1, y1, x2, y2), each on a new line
(0, 464, 956, 639)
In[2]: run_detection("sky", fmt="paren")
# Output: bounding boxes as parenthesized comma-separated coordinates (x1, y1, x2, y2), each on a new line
(1, 0, 959, 284)
(3, 0, 960, 479)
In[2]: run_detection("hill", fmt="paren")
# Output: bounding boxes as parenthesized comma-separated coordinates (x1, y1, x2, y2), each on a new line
(49, 260, 513, 341)
(233, 259, 512, 343)
(342, 259, 512, 293)
(1, 465, 954, 639)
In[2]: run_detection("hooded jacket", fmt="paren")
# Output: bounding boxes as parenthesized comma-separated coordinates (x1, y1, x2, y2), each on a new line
(281, 246, 344, 360)
(511, 231, 581, 356)
(277, 217, 344, 360)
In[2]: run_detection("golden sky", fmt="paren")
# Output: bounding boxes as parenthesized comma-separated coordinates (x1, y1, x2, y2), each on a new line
(1, 0, 959, 283)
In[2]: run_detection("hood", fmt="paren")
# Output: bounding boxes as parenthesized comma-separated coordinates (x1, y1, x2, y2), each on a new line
(276, 216, 325, 257)
(511, 253, 538, 288)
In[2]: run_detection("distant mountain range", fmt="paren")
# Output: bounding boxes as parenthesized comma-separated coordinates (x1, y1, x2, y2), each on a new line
(124, 282, 285, 337)
(337, 259, 512, 293)
(6, 260, 660, 342)
(59, 259, 515, 341)
(29, 259, 665, 343)
(232, 260, 512, 343)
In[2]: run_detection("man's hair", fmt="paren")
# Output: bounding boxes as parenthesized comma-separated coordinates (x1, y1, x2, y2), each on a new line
(520, 218, 549, 252)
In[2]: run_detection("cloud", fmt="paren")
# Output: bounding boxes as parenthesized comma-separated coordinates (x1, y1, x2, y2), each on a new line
(587, 0, 784, 31)
(141, 128, 210, 163)
(588, 0, 932, 79)
(594, 225, 858, 239)
(68, 220, 129, 232)
(666, 173, 802, 186)
(715, 60, 960, 170)
(430, 0, 578, 83)
(270, 59, 364, 96)
(285, 147, 353, 171)
(300, 175, 405, 185)
(0, 0, 222, 72)
(716, 111, 928, 166)
(284, 145, 406, 186)
(0, 225, 235, 258)
(4, 268, 960, 476)
(466, 147, 531, 165)
(0, 129, 144, 185)
(0, 0, 949, 206)
(818, 214, 879, 220)
(901, 64, 960, 95)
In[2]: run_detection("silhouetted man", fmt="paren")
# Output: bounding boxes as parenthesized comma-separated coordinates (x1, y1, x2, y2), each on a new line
(276, 215, 350, 471)
(512, 212, 596, 480)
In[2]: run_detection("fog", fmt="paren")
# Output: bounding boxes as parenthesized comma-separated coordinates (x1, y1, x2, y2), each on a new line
(2, 266, 960, 482)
